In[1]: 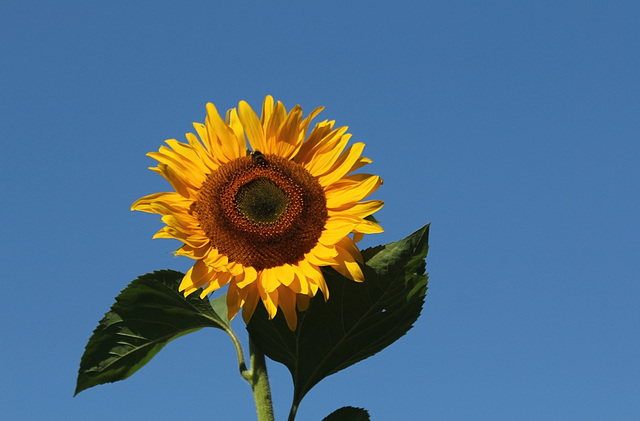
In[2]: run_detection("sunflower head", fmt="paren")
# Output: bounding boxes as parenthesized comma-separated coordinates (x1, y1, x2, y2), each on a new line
(132, 96, 383, 330)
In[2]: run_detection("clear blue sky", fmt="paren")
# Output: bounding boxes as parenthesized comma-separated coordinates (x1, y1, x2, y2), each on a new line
(2, 1, 639, 420)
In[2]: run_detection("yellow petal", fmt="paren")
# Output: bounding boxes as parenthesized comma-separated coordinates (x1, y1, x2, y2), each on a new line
(153, 222, 209, 249)
(298, 106, 324, 143)
(274, 105, 303, 159)
(318, 216, 360, 246)
(149, 164, 193, 199)
(317, 142, 366, 187)
(260, 267, 281, 293)
(263, 100, 286, 144)
(309, 242, 339, 260)
(290, 264, 314, 295)
(159, 214, 202, 242)
(328, 199, 384, 217)
(336, 235, 364, 264)
(241, 284, 261, 324)
(352, 219, 384, 234)
(260, 95, 275, 125)
(227, 281, 244, 321)
(257, 280, 279, 319)
(131, 192, 190, 213)
(184, 132, 219, 172)
(347, 155, 372, 174)
(297, 259, 328, 300)
(226, 108, 245, 149)
(333, 237, 365, 282)
(274, 264, 295, 287)
(236, 266, 258, 288)
(202, 247, 229, 268)
(333, 258, 364, 283)
(174, 244, 210, 260)
(201, 271, 232, 297)
(277, 285, 298, 330)
(303, 129, 350, 176)
(287, 270, 309, 295)
(179, 260, 210, 293)
(164, 139, 211, 175)
(305, 252, 338, 267)
(206, 102, 245, 161)
(148, 147, 205, 191)
(225, 261, 246, 277)
(239, 100, 267, 153)
(294, 120, 335, 165)
(296, 294, 310, 312)
(305, 239, 339, 265)
(194, 123, 227, 169)
(325, 174, 382, 209)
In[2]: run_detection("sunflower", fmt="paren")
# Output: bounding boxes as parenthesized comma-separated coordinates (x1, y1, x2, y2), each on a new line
(132, 96, 383, 330)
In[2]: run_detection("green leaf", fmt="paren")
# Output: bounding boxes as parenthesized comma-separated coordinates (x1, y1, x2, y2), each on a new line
(322, 406, 370, 421)
(247, 224, 430, 408)
(75, 269, 230, 395)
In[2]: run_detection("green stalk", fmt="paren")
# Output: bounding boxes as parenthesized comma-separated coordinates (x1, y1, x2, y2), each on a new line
(247, 336, 275, 421)
(224, 325, 274, 420)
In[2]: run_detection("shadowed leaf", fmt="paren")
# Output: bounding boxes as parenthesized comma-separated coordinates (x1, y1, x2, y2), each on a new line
(75, 270, 230, 395)
(323, 406, 370, 421)
(248, 224, 430, 408)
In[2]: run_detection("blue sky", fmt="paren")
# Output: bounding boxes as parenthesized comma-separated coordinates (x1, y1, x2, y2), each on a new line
(2, 1, 639, 420)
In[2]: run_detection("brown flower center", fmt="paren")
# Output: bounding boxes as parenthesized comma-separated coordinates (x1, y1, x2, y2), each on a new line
(195, 153, 327, 270)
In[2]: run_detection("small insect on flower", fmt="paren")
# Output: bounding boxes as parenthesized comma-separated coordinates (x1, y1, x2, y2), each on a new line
(132, 96, 384, 330)
(250, 150, 267, 165)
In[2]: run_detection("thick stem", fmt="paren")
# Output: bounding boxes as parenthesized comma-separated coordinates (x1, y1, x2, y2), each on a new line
(248, 337, 275, 421)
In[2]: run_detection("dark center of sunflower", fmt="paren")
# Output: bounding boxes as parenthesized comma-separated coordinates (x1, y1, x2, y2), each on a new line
(194, 152, 327, 270)
(235, 178, 289, 225)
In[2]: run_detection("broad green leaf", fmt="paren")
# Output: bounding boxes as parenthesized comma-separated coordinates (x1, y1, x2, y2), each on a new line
(75, 270, 231, 395)
(322, 406, 370, 421)
(247, 224, 430, 408)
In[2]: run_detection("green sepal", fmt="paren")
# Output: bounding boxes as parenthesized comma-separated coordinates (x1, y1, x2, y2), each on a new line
(247, 224, 430, 409)
(75, 269, 231, 395)
(322, 406, 370, 421)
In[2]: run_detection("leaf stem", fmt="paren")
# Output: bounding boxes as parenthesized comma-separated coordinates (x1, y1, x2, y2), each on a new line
(248, 336, 275, 421)
(287, 402, 299, 421)
(224, 326, 251, 382)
